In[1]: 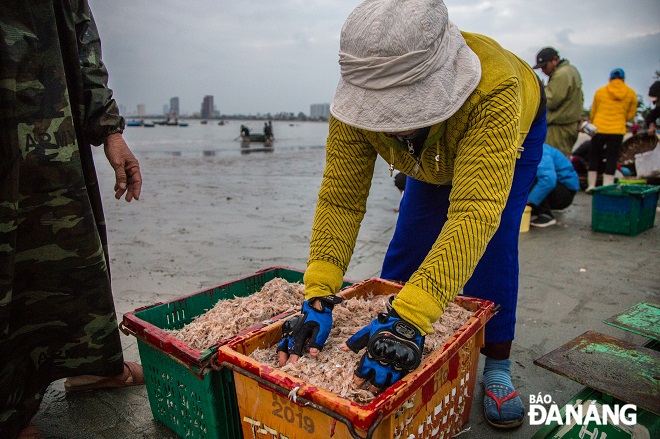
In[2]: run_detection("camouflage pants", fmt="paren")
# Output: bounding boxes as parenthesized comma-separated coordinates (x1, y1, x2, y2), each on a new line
(0, 127, 124, 437)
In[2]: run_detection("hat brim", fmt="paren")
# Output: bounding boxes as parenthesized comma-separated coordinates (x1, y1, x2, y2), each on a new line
(330, 23, 482, 132)
(532, 62, 545, 69)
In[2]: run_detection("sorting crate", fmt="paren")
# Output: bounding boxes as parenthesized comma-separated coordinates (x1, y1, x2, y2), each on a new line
(121, 266, 353, 439)
(217, 278, 495, 439)
(530, 387, 660, 439)
(520, 205, 532, 233)
(591, 184, 659, 236)
(532, 337, 660, 439)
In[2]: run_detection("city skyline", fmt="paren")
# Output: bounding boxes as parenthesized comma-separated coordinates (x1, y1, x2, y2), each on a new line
(90, 0, 660, 117)
(121, 95, 330, 119)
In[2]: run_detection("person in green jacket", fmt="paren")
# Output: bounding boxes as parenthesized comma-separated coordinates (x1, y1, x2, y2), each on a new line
(277, 0, 547, 429)
(1, 2, 144, 437)
(586, 68, 638, 191)
(533, 47, 584, 157)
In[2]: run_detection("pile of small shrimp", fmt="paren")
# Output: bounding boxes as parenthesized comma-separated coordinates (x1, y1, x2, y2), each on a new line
(251, 293, 474, 404)
(169, 278, 304, 350)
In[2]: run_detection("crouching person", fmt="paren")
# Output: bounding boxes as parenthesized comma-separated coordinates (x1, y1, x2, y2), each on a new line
(528, 144, 580, 227)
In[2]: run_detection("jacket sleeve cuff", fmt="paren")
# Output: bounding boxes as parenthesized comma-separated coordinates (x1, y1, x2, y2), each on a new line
(303, 260, 345, 300)
(391, 283, 445, 335)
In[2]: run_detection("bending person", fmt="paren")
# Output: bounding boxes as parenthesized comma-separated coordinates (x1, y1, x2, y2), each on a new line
(277, 0, 546, 429)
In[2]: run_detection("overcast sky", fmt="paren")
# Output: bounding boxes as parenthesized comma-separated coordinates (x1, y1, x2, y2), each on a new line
(88, 0, 660, 117)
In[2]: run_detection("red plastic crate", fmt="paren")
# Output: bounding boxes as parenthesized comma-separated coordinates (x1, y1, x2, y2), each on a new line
(217, 278, 495, 439)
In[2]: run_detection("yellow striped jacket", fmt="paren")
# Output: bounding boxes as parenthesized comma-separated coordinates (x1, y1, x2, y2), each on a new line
(304, 32, 541, 334)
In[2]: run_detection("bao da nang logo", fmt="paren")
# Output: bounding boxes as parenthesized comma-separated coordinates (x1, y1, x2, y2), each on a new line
(528, 393, 638, 430)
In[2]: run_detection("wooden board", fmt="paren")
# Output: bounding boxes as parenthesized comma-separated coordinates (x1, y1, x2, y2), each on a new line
(534, 330, 660, 415)
(603, 302, 660, 342)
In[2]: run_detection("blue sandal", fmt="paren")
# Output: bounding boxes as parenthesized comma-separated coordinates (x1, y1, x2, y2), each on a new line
(483, 383, 525, 428)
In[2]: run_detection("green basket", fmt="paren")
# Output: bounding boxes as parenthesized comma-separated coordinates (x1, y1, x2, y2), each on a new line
(136, 340, 240, 439)
(591, 184, 659, 236)
(122, 266, 353, 439)
(617, 178, 647, 185)
(531, 386, 660, 439)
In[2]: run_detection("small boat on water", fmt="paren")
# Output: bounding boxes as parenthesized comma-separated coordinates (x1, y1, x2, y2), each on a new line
(239, 122, 274, 146)
(240, 133, 273, 147)
(127, 119, 155, 127)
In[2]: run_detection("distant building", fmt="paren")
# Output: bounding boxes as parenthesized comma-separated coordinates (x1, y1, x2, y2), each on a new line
(137, 104, 146, 117)
(201, 95, 214, 119)
(170, 97, 180, 118)
(310, 103, 330, 120)
(162, 104, 169, 116)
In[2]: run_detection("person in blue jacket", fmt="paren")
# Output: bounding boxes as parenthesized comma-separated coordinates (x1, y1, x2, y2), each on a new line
(528, 144, 580, 227)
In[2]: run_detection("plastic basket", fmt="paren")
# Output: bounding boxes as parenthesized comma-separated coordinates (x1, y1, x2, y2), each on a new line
(591, 184, 659, 236)
(617, 178, 647, 185)
(520, 205, 532, 233)
(531, 387, 660, 439)
(121, 266, 353, 439)
(217, 278, 495, 439)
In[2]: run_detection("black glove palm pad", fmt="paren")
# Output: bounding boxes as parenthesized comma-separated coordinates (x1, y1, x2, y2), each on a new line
(277, 295, 342, 357)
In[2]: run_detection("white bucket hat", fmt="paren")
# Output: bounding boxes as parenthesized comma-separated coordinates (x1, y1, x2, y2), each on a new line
(330, 0, 482, 132)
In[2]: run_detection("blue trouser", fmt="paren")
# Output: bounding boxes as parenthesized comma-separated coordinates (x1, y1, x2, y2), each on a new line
(381, 112, 547, 343)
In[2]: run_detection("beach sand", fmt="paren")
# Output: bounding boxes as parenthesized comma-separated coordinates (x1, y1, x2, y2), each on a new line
(31, 144, 659, 438)
(100, 146, 398, 312)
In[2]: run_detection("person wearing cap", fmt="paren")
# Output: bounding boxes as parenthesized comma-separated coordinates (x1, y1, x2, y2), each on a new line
(645, 80, 660, 136)
(276, 0, 546, 429)
(533, 47, 584, 157)
(585, 68, 638, 191)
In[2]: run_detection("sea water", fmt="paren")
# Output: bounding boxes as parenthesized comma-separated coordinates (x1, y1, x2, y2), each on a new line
(121, 119, 329, 158)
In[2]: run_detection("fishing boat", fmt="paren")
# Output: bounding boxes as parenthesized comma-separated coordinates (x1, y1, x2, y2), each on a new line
(239, 122, 274, 146)
(240, 133, 273, 147)
(127, 119, 155, 127)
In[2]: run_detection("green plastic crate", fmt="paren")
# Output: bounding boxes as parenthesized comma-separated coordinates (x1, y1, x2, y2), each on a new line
(122, 266, 353, 439)
(591, 184, 659, 236)
(617, 178, 647, 185)
(531, 387, 660, 439)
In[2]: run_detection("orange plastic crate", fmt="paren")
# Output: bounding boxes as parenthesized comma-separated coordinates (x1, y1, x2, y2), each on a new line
(217, 278, 495, 439)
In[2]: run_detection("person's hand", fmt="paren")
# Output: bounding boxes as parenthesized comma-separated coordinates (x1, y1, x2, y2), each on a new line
(103, 133, 142, 202)
(340, 298, 424, 394)
(277, 295, 343, 365)
(648, 123, 656, 137)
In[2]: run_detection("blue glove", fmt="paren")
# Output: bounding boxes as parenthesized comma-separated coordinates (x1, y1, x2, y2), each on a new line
(277, 295, 343, 359)
(345, 299, 424, 390)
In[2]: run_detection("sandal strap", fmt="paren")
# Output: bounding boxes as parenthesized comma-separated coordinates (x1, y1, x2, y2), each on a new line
(484, 386, 519, 413)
